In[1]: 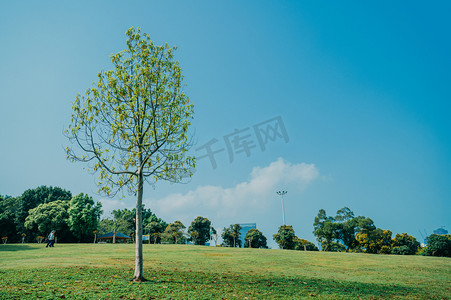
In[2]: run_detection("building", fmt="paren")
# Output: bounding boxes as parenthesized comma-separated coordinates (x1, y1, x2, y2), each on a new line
(433, 227, 448, 235)
(96, 231, 132, 243)
(238, 223, 256, 247)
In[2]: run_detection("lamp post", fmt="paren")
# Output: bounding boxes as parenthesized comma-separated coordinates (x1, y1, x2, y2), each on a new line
(276, 191, 287, 225)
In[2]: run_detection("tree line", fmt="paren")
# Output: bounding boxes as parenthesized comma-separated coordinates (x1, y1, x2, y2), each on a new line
(1, 187, 449, 257)
(0, 186, 101, 243)
(309, 207, 449, 257)
(0, 186, 270, 249)
(0, 186, 214, 246)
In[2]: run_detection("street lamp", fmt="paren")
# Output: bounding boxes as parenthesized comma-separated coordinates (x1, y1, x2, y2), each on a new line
(276, 191, 287, 225)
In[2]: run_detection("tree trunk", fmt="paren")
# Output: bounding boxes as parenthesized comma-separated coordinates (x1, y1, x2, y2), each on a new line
(133, 170, 145, 282)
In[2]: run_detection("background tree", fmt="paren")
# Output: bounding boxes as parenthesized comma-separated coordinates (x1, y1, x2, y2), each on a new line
(67, 193, 102, 242)
(293, 237, 319, 251)
(334, 207, 360, 251)
(391, 233, 420, 255)
(422, 234, 451, 257)
(162, 221, 186, 244)
(188, 216, 212, 245)
(145, 220, 167, 244)
(313, 209, 339, 251)
(24, 200, 72, 241)
(221, 227, 233, 247)
(65, 27, 195, 282)
(273, 225, 296, 250)
(143, 209, 166, 231)
(112, 208, 136, 237)
(244, 228, 268, 248)
(0, 196, 20, 242)
(110, 206, 157, 237)
(15, 186, 72, 237)
(98, 218, 115, 235)
(356, 228, 392, 254)
(222, 224, 242, 248)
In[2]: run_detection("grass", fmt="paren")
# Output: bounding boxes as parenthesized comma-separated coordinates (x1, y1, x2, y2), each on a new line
(0, 244, 450, 299)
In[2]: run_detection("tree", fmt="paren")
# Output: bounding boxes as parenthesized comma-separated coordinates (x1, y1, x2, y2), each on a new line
(334, 207, 361, 251)
(100, 206, 164, 243)
(24, 200, 72, 241)
(273, 225, 296, 250)
(188, 216, 212, 245)
(0, 196, 20, 242)
(162, 221, 186, 244)
(15, 186, 72, 236)
(293, 237, 319, 251)
(67, 193, 103, 242)
(356, 228, 392, 254)
(423, 234, 451, 257)
(222, 224, 242, 247)
(98, 218, 115, 235)
(112, 208, 136, 237)
(392, 233, 420, 255)
(334, 207, 354, 222)
(356, 217, 376, 234)
(65, 27, 195, 281)
(313, 209, 339, 251)
(245, 228, 268, 248)
(145, 221, 166, 244)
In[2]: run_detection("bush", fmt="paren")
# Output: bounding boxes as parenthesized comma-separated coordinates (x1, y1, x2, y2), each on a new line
(423, 234, 451, 257)
(392, 245, 411, 255)
(392, 233, 419, 255)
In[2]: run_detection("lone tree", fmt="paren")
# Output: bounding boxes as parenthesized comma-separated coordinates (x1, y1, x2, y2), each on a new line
(65, 27, 195, 282)
(273, 225, 296, 250)
(188, 216, 212, 245)
(245, 228, 268, 248)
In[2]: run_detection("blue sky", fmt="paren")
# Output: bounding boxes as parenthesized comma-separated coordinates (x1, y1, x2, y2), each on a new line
(1, 1, 450, 248)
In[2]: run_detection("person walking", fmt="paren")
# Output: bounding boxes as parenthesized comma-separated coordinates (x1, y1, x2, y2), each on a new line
(46, 230, 55, 248)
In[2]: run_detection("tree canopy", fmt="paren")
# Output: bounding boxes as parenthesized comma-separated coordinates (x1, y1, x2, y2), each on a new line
(67, 193, 103, 242)
(423, 234, 451, 257)
(273, 225, 296, 250)
(392, 233, 420, 255)
(162, 221, 186, 244)
(188, 216, 212, 245)
(222, 224, 242, 248)
(15, 186, 72, 236)
(245, 228, 268, 249)
(24, 200, 70, 237)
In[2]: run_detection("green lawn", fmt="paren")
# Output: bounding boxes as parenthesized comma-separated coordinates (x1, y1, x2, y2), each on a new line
(0, 244, 449, 299)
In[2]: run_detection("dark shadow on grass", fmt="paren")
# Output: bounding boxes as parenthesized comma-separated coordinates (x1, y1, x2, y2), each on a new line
(143, 268, 424, 299)
(0, 244, 38, 251)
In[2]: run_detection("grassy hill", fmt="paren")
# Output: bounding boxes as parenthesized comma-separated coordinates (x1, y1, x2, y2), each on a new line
(0, 244, 449, 299)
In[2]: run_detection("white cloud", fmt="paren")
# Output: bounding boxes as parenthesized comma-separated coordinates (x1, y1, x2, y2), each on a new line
(99, 198, 128, 218)
(144, 158, 319, 222)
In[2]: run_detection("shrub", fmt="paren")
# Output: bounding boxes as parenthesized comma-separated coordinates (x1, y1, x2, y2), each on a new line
(392, 245, 411, 255)
(423, 234, 451, 257)
(392, 233, 420, 255)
